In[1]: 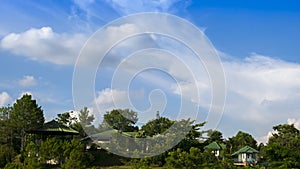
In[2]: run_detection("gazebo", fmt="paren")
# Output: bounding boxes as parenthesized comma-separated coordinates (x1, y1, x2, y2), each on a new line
(27, 120, 79, 137)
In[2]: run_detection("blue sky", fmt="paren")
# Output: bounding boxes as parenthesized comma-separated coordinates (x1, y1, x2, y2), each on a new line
(1, 0, 300, 143)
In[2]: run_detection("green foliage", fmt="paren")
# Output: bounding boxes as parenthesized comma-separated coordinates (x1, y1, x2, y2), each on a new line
(76, 107, 97, 137)
(78, 107, 95, 127)
(61, 139, 86, 169)
(166, 147, 216, 169)
(23, 141, 41, 169)
(130, 158, 151, 169)
(103, 109, 138, 132)
(0, 144, 16, 168)
(140, 117, 174, 137)
(10, 94, 45, 151)
(265, 124, 300, 168)
(57, 111, 76, 126)
(174, 120, 205, 151)
(228, 131, 257, 153)
(205, 130, 224, 144)
(3, 162, 21, 169)
(166, 147, 237, 169)
(39, 137, 64, 163)
(0, 106, 13, 145)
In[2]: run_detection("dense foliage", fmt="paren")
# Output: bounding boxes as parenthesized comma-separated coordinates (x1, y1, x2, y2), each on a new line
(1, 94, 300, 168)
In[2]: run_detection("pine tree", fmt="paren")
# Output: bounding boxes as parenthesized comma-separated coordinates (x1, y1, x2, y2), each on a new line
(10, 94, 45, 152)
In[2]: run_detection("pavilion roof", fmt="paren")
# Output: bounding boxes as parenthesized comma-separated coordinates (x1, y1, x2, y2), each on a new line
(28, 120, 79, 135)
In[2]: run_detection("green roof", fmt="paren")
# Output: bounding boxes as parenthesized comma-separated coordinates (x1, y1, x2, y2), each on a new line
(28, 120, 79, 135)
(87, 129, 138, 140)
(204, 141, 226, 150)
(232, 146, 259, 156)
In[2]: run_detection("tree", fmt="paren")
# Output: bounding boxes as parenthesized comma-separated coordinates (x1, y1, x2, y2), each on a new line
(78, 107, 94, 127)
(174, 120, 205, 152)
(57, 111, 77, 126)
(0, 144, 16, 168)
(10, 94, 45, 152)
(0, 105, 13, 144)
(71, 107, 96, 137)
(23, 141, 41, 169)
(140, 117, 174, 137)
(228, 131, 257, 153)
(265, 124, 300, 168)
(103, 109, 138, 132)
(205, 130, 224, 144)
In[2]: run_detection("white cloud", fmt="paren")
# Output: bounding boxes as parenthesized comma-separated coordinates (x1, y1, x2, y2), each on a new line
(0, 92, 12, 106)
(223, 54, 300, 120)
(287, 118, 300, 129)
(257, 118, 300, 144)
(0, 27, 87, 65)
(18, 75, 37, 87)
(91, 88, 129, 124)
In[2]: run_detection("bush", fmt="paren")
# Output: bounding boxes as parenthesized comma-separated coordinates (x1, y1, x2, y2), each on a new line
(0, 144, 16, 168)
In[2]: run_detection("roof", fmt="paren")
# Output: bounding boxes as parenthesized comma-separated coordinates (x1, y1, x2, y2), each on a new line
(204, 141, 226, 150)
(28, 120, 79, 135)
(85, 129, 138, 140)
(232, 146, 259, 156)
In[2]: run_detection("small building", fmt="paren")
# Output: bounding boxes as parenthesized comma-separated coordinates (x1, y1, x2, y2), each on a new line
(28, 120, 79, 136)
(232, 146, 259, 166)
(204, 141, 226, 157)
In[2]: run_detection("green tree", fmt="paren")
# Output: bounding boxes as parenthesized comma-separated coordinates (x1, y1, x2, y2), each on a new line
(0, 144, 16, 168)
(23, 141, 41, 169)
(10, 94, 45, 152)
(39, 137, 63, 164)
(265, 124, 300, 168)
(140, 117, 174, 137)
(78, 107, 94, 127)
(174, 120, 205, 152)
(61, 139, 86, 169)
(57, 111, 77, 126)
(228, 131, 257, 153)
(0, 105, 13, 145)
(205, 130, 224, 144)
(103, 109, 138, 132)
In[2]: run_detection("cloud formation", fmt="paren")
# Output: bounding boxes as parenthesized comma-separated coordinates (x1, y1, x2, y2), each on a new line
(0, 92, 12, 106)
(18, 75, 37, 87)
(0, 27, 87, 65)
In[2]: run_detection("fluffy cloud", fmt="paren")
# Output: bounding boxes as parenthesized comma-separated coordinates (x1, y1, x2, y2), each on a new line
(18, 75, 37, 87)
(0, 92, 12, 106)
(287, 118, 300, 129)
(258, 118, 300, 143)
(90, 88, 129, 124)
(0, 27, 87, 65)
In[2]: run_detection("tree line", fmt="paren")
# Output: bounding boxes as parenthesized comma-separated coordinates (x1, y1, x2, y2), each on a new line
(0, 94, 300, 168)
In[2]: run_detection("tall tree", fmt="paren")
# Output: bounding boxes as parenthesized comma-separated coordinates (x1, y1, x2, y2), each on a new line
(10, 94, 45, 151)
(103, 109, 138, 132)
(265, 124, 300, 168)
(78, 107, 94, 127)
(0, 105, 13, 144)
(73, 107, 96, 137)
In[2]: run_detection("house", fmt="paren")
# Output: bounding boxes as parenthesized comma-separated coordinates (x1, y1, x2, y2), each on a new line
(204, 141, 226, 157)
(232, 146, 259, 166)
